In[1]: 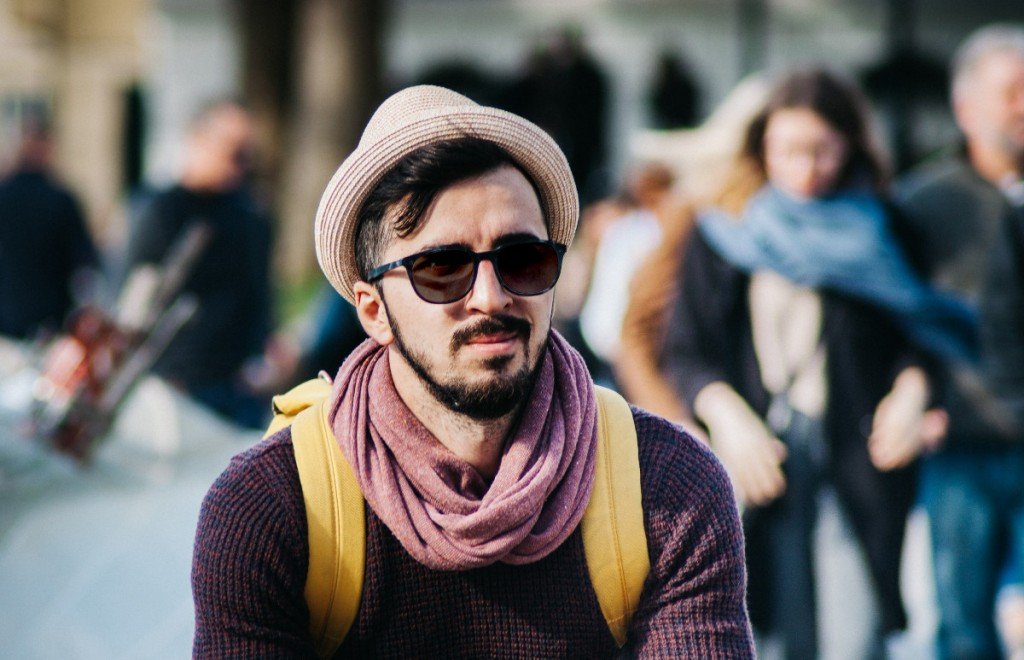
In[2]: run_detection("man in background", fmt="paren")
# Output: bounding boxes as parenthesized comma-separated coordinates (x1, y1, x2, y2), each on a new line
(897, 24, 1024, 659)
(125, 100, 273, 429)
(0, 116, 98, 339)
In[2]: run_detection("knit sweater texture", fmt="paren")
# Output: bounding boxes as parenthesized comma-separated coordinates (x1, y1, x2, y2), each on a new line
(191, 407, 753, 658)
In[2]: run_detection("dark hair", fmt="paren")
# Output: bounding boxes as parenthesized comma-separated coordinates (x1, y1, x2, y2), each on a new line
(354, 137, 543, 279)
(741, 69, 888, 192)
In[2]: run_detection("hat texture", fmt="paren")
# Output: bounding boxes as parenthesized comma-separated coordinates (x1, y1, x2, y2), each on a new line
(315, 85, 579, 304)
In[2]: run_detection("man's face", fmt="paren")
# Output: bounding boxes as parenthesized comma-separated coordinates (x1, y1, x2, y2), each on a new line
(186, 105, 254, 192)
(370, 165, 554, 419)
(957, 50, 1024, 164)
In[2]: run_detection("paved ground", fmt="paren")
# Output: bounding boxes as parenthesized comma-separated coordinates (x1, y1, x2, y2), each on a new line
(0, 376, 259, 658)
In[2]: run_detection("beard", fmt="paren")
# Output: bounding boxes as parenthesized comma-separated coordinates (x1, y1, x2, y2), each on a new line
(389, 312, 545, 420)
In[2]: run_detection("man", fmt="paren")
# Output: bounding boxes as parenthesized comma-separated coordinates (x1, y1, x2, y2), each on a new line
(125, 100, 273, 429)
(192, 86, 753, 656)
(0, 116, 98, 339)
(897, 25, 1024, 659)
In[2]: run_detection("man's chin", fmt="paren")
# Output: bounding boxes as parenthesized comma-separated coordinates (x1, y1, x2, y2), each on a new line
(458, 358, 521, 390)
(457, 344, 523, 372)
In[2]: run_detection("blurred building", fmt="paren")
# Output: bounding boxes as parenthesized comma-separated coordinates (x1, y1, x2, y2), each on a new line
(0, 0, 150, 246)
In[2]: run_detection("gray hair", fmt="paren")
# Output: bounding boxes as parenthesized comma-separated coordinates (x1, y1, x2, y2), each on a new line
(952, 24, 1024, 101)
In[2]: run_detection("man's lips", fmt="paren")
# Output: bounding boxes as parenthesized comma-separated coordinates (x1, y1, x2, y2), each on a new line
(463, 332, 522, 357)
(450, 314, 531, 353)
(466, 332, 519, 345)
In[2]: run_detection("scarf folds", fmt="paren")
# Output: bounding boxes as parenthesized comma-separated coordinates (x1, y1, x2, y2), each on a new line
(697, 185, 980, 365)
(327, 332, 598, 571)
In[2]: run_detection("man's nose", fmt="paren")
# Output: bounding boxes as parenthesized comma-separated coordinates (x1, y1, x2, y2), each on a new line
(465, 259, 512, 313)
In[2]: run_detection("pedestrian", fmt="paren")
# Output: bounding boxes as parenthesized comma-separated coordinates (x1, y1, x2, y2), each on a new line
(191, 85, 753, 657)
(0, 115, 98, 339)
(896, 24, 1024, 659)
(125, 100, 274, 429)
(664, 69, 956, 658)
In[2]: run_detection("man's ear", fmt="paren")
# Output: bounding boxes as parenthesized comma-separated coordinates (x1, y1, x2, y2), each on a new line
(353, 280, 394, 346)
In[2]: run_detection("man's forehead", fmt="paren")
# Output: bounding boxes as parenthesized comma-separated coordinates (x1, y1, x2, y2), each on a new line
(393, 166, 546, 245)
(974, 50, 1024, 85)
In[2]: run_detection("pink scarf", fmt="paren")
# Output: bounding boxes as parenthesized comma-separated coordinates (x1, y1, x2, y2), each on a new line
(327, 331, 597, 571)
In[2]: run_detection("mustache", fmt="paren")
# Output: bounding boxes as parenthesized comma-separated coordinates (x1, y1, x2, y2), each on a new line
(450, 314, 531, 351)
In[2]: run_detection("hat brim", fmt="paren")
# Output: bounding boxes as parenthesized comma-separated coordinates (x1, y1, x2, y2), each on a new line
(315, 104, 579, 304)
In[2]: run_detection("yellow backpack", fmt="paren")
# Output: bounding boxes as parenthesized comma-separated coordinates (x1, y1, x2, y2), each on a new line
(266, 378, 649, 658)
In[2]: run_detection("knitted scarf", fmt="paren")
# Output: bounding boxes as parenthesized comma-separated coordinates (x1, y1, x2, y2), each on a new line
(327, 331, 597, 571)
(698, 184, 979, 364)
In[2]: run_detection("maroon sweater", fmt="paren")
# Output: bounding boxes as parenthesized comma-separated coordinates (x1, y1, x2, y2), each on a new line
(191, 407, 753, 658)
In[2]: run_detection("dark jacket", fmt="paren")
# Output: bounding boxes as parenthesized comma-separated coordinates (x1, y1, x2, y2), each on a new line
(897, 156, 1024, 446)
(0, 170, 98, 338)
(981, 201, 1024, 434)
(125, 185, 272, 387)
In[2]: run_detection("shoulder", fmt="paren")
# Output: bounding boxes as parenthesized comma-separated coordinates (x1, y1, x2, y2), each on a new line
(897, 160, 1010, 251)
(135, 186, 186, 223)
(211, 427, 301, 495)
(197, 429, 305, 544)
(677, 229, 748, 315)
(897, 157, 971, 194)
(897, 158, 999, 210)
(685, 225, 742, 280)
(630, 407, 736, 522)
(230, 188, 274, 223)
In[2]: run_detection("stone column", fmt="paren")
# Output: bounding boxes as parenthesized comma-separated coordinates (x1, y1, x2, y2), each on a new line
(60, 0, 150, 243)
(274, 0, 385, 284)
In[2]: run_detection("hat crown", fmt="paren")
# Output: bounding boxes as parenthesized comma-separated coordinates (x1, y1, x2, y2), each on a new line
(360, 85, 479, 147)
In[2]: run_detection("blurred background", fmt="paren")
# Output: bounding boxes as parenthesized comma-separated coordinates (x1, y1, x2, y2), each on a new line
(1, 0, 1022, 657)
(1, 0, 1019, 285)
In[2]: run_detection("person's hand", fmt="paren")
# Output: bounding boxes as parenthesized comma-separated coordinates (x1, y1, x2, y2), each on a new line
(695, 382, 788, 507)
(869, 367, 947, 471)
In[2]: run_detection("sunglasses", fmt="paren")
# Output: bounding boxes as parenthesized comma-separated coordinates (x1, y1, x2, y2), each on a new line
(367, 239, 567, 304)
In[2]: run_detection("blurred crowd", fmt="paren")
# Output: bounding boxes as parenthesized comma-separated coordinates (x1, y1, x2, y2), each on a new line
(3, 20, 1024, 660)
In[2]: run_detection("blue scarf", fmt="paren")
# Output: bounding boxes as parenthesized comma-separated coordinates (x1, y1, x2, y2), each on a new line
(698, 185, 979, 364)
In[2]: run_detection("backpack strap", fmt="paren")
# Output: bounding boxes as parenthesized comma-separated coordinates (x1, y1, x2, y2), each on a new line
(270, 379, 366, 659)
(265, 377, 333, 438)
(583, 385, 650, 647)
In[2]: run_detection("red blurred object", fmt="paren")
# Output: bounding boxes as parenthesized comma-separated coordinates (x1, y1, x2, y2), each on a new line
(31, 307, 132, 458)
(29, 223, 210, 461)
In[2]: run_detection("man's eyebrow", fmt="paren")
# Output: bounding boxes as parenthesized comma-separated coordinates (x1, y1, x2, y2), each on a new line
(492, 232, 546, 248)
(415, 240, 471, 252)
(415, 232, 546, 253)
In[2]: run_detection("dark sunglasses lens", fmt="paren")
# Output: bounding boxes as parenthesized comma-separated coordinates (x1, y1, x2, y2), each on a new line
(495, 243, 561, 295)
(410, 250, 476, 303)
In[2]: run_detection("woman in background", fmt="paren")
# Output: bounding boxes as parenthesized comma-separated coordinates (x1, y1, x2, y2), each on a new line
(664, 69, 964, 658)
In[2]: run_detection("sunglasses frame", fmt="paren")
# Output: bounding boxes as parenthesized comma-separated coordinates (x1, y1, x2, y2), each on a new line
(366, 239, 567, 304)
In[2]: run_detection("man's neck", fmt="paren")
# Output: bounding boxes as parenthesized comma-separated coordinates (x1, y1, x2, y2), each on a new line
(389, 354, 518, 481)
(968, 142, 1024, 187)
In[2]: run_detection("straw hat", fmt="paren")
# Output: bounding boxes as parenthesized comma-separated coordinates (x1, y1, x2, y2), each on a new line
(315, 85, 579, 304)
